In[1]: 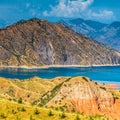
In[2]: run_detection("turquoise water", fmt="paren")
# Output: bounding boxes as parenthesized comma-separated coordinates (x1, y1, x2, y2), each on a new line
(0, 66, 120, 83)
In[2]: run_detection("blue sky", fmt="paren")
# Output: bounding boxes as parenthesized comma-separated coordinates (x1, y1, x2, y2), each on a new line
(0, 0, 120, 26)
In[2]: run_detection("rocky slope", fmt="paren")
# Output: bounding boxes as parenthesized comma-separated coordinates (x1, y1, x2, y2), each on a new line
(0, 18, 120, 66)
(38, 76, 120, 120)
(62, 18, 120, 51)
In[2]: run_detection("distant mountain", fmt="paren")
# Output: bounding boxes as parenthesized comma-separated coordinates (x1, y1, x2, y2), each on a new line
(62, 18, 120, 50)
(0, 18, 120, 66)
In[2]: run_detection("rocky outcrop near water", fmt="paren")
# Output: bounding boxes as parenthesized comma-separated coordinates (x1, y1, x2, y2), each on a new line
(42, 77, 120, 120)
(0, 18, 120, 66)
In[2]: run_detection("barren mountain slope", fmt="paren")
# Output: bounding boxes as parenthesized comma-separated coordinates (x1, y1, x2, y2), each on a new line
(0, 18, 120, 66)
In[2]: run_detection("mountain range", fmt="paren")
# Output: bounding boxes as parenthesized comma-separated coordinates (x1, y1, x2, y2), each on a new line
(62, 18, 120, 51)
(0, 18, 120, 66)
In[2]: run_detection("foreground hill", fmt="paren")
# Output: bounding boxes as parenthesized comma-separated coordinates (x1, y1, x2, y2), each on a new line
(0, 77, 67, 103)
(35, 77, 120, 120)
(0, 77, 119, 119)
(0, 98, 109, 120)
(62, 18, 120, 51)
(0, 18, 120, 66)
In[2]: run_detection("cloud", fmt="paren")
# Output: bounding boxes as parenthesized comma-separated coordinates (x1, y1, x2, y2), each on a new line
(43, 0, 115, 21)
(87, 10, 115, 20)
(43, 0, 93, 17)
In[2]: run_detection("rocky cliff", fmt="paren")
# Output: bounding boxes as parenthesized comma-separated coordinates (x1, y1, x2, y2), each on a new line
(0, 18, 120, 66)
(39, 76, 120, 120)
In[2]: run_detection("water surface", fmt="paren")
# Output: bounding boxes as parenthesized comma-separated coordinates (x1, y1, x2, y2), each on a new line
(0, 66, 120, 84)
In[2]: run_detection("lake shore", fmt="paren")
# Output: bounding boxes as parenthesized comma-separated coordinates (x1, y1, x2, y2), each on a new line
(0, 64, 120, 69)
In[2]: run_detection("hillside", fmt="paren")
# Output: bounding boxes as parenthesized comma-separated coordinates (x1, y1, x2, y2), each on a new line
(0, 77, 67, 103)
(0, 76, 120, 119)
(0, 98, 109, 120)
(0, 18, 120, 66)
(36, 77, 120, 120)
(62, 18, 120, 51)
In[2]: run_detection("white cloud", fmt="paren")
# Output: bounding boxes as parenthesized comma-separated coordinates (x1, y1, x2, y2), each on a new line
(43, 0, 115, 21)
(43, 0, 93, 17)
(87, 10, 115, 20)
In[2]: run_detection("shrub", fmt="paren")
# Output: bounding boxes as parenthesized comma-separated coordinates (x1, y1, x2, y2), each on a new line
(75, 114, 80, 120)
(21, 107, 26, 112)
(34, 108, 39, 115)
(18, 97, 22, 104)
(60, 112, 66, 119)
(82, 77, 88, 82)
(11, 109, 17, 114)
(48, 110, 53, 116)
(0, 113, 6, 118)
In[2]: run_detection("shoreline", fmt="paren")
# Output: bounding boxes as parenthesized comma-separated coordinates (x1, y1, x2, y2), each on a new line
(0, 64, 120, 69)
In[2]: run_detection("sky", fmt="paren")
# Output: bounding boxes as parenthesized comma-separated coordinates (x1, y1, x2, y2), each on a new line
(0, 0, 120, 27)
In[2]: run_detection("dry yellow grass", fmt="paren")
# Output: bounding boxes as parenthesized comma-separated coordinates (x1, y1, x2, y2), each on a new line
(0, 77, 67, 103)
(0, 98, 108, 120)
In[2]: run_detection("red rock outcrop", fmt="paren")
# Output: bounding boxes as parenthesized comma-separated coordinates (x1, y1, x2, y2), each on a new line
(45, 77, 120, 119)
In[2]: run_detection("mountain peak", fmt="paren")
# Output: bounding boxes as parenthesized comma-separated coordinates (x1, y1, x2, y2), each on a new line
(0, 18, 120, 66)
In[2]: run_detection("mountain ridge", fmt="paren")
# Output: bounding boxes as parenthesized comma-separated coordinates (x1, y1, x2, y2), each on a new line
(62, 18, 120, 51)
(0, 18, 120, 66)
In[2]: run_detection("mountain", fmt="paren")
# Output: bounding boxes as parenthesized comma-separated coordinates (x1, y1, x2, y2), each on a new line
(62, 18, 120, 51)
(0, 76, 120, 120)
(0, 18, 120, 66)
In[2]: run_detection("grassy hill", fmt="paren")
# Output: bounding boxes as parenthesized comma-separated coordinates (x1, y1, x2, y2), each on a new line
(0, 77, 67, 103)
(0, 76, 120, 120)
(0, 98, 108, 120)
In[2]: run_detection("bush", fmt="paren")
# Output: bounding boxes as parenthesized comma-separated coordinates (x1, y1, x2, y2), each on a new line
(21, 107, 26, 112)
(34, 108, 39, 115)
(18, 97, 22, 104)
(75, 114, 80, 120)
(0, 113, 6, 118)
(48, 110, 53, 116)
(60, 112, 66, 119)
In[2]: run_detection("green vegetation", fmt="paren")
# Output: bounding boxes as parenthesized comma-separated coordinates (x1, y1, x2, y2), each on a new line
(82, 77, 88, 82)
(0, 77, 117, 120)
(48, 110, 53, 116)
(75, 114, 80, 120)
(38, 77, 72, 106)
(34, 108, 40, 115)
(60, 112, 66, 119)
(109, 90, 120, 99)
(0, 98, 109, 120)
(0, 113, 6, 119)
(18, 97, 23, 104)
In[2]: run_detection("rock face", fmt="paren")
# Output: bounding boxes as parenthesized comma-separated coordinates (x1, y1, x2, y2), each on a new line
(0, 18, 120, 66)
(62, 18, 120, 51)
(43, 77, 120, 120)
